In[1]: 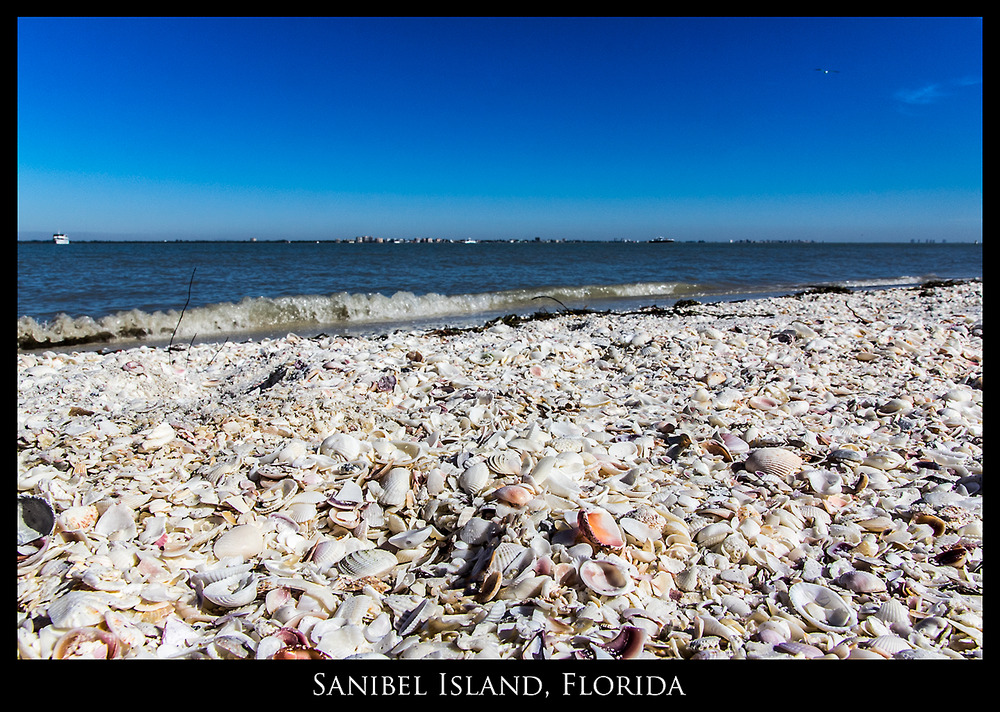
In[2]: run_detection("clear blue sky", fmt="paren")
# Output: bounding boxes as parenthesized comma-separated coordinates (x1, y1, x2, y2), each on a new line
(17, 17, 982, 242)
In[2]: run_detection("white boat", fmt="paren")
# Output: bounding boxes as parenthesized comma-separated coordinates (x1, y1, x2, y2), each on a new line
(53, 232, 69, 245)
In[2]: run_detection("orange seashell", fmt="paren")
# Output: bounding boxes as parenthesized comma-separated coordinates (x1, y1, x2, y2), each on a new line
(491, 484, 535, 507)
(578, 508, 625, 549)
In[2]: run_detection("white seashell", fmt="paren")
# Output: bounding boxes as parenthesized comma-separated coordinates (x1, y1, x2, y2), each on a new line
(579, 558, 634, 597)
(371, 439, 424, 465)
(804, 469, 842, 496)
(867, 634, 912, 657)
(57, 504, 100, 533)
(695, 521, 733, 547)
(834, 570, 886, 593)
(388, 526, 433, 550)
(788, 582, 857, 632)
(862, 450, 905, 471)
(140, 422, 175, 451)
(52, 627, 121, 659)
(329, 480, 365, 508)
(47, 591, 109, 630)
(18, 495, 55, 544)
(377, 467, 410, 507)
(93, 503, 137, 540)
(874, 598, 910, 629)
(214, 524, 264, 560)
(743, 448, 803, 479)
(458, 517, 499, 546)
(319, 433, 361, 460)
(485, 451, 523, 476)
(459, 461, 491, 495)
(202, 570, 259, 608)
(338, 548, 398, 578)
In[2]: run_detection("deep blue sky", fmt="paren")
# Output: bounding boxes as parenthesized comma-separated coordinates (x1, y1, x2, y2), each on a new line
(17, 17, 982, 242)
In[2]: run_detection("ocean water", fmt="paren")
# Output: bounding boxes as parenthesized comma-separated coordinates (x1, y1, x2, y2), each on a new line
(17, 239, 982, 350)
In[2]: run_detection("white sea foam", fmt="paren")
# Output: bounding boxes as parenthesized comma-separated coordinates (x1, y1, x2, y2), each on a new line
(17, 281, 697, 350)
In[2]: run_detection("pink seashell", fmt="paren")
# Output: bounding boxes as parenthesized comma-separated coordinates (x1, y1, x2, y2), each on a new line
(743, 448, 803, 479)
(491, 484, 535, 507)
(578, 508, 626, 549)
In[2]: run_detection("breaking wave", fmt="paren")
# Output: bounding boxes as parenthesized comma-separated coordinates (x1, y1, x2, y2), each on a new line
(16, 281, 699, 350)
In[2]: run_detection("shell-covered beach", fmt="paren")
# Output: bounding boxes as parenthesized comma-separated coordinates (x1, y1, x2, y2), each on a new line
(17, 280, 982, 660)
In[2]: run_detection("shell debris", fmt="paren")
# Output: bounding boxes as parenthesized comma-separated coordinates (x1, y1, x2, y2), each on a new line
(17, 281, 982, 659)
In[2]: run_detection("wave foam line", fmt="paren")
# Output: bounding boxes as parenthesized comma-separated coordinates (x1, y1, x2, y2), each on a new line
(17, 281, 696, 349)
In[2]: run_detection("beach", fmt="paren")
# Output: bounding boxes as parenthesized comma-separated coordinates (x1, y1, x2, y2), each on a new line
(17, 280, 982, 660)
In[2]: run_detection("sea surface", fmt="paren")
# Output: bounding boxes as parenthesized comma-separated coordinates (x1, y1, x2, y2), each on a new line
(17, 240, 982, 351)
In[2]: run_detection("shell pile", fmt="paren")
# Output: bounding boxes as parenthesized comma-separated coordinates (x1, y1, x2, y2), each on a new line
(17, 281, 982, 659)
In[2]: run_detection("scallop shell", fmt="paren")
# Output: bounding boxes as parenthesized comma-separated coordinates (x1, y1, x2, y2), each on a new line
(18, 495, 55, 545)
(578, 508, 626, 549)
(743, 448, 803, 479)
(486, 451, 523, 476)
(337, 548, 398, 579)
(874, 598, 910, 628)
(377, 467, 410, 508)
(788, 582, 858, 632)
(579, 558, 634, 597)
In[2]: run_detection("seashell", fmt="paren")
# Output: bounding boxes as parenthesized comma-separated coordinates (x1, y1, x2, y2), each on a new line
(488, 542, 534, 579)
(878, 398, 912, 415)
(371, 439, 424, 465)
(270, 645, 333, 660)
(702, 439, 733, 462)
(775, 641, 824, 658)
(834, 570, 886, 593)
(139, 422, 175, 451)
(578, 508, 626, 549)
(47, 591, 109, 630)
(338, 548, 398, 579)
(720, 432, 750, 455)
(377, 467, 410, 508)
(255, 478, 298, 514)
(804, 469, 842, 496)
(459, 461, 491, 496)
(748, 395, 779, 410)
(18, 495, 55, 545)
(93, 503, 137, 540)
(485, 451, 523, 476)
(388, 526, 433, 550)
(458, 517, 499, 546)
(827, 448, 864, 464)
(788, 582, 858, 632)
(600, 626, 646, 659)
(862, 450, 905, 471)
(579, 558, 635, 597)
(213, 524, 264, 561)
(328, 480, 365, 508)
(874, 598, 910, 629)
(201, 570, 259, 608)
(911, 513, 947, 537)
(743, 448, 802, 479)
(55, 503, 98, 535)
(53, 627, 121, 659)
(866, 634, 912, 657)
(695, 521, 733, 547)
(309, 538, 347, 566)
(319, 433, 361, 461)
(490, 484, 535, 507)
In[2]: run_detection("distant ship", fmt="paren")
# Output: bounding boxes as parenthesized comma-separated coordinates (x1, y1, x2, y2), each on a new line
(650, 236, 675, 243)
(53, 232, 69, 245)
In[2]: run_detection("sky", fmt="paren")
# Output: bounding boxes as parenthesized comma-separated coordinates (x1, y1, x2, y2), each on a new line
(17, 17, 982, 242)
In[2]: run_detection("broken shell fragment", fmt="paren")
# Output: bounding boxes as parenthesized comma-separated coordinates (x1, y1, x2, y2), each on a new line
(788, 582, 858, 632)
(18, 495, 55, 545)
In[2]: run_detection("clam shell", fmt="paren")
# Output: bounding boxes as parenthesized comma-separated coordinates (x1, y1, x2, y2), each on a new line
(695, 521, 733, 547)
(490, 484, 535, 507)
(337, 548, 398, 579)
(200, 567, 259, 608)
(459, 461, 491, 496)
(458, 517, 499, 546)
(743, 448, 803, 479)
(52, 627, 121, 659)
(578, 508, 626, 549)
(319, 433, 361, 460)
(834, 570, 886, 593)
(213, 524, 265, 561)
(18, 495, 55, 545)
(486, 451, 523, 476)
(788, 582, 857, 632)
(579, 559, 635, 597)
